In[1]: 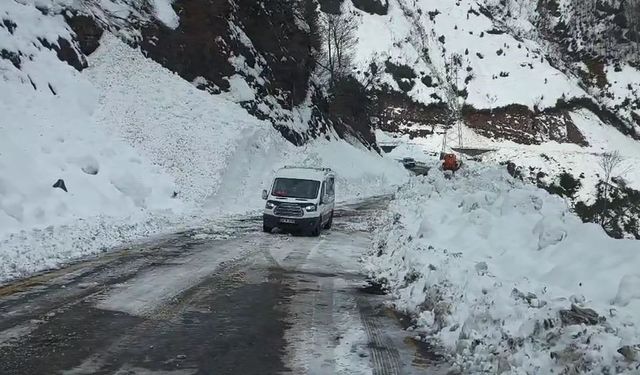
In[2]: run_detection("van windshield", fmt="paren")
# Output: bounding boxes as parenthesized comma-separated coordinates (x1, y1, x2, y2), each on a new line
(271, 178, 320, 199)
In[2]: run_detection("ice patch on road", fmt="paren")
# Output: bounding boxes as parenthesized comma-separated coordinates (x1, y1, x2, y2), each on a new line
(0, 323, 37, 348)
(96, 242, 240, 316)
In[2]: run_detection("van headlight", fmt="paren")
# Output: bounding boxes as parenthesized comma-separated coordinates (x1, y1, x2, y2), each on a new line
(304, 204, 317, 212)
(266, 201, 276, 209)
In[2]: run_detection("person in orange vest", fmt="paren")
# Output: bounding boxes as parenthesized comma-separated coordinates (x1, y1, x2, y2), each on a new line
(442, 153, 460, 172)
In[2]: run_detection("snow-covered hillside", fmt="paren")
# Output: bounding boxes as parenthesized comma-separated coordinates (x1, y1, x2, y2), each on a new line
(344, 0, 640, 237)
(368, 164, 640, 374)
(347, 0, 639, 137)
(350, 0, 584, 110)
(0, 1, 408, 282)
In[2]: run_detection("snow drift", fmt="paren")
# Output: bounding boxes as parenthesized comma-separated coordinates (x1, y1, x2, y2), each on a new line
(367, 164, 640, 374)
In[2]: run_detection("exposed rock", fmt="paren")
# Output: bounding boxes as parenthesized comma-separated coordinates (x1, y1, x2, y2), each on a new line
(352, 0, 389, 15)
(39, 37, 86, 71)
(559, 304, 603, 326)
(618, 345, 640, 362)
(384, 60, 417, 92)
(1, 49, 21, 69)
(474, 261, 488, 275)
(464, 104, 588, 145)
(53, 179, 68, 192)
(318, 0, 343, 14)
(65, 14, 104, 56)
(375, 90, 449, 139)
(140, 0, 235, 92)
(2, 19, 17, 34)
(137, 0, 333, 147)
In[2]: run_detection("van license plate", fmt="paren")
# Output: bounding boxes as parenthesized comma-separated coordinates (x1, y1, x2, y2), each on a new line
(280, 219, 296, 224)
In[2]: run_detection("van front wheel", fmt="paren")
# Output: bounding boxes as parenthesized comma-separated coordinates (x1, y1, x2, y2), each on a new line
(323, 211, 333, 230)
(310, 218, 321, 237)
(263, 222, 273, 233)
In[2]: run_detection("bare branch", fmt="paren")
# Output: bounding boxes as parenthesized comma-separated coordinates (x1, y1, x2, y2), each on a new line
(599, 150, 624, 185)
(598, 150, 626, 224)
(317, 12, 359, 86)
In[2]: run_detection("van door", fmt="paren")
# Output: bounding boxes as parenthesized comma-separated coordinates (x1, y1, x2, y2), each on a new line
(326, 177, 335, 204)
(318, 181, 328, 224)
(322, 179, 334, 223)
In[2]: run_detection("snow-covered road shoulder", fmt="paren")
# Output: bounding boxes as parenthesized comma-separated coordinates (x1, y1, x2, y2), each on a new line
(366, 164, 640, 374)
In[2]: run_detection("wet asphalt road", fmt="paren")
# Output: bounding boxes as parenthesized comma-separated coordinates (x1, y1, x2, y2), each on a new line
(0, 198, 449, 375)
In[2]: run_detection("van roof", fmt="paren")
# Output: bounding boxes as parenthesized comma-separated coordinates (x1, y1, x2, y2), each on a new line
(275, 166, 334, 181)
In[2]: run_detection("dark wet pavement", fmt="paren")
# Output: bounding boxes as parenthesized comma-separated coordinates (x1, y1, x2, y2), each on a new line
(0, 197, 449, 375)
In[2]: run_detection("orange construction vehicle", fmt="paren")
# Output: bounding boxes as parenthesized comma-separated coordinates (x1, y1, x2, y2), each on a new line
(442, 153, 462, 172)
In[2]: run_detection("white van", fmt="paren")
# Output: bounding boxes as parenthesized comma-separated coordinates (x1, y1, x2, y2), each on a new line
(262, 166, 335, 236)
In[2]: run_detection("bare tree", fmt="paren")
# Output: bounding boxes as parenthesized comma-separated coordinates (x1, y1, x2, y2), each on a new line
(316, 12, 359, 87)
(600, 151, 624, 187)
(598, 150, 625, 224)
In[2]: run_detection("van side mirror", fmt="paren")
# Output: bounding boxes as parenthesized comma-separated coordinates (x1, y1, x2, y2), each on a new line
(262, 190, 268, 200)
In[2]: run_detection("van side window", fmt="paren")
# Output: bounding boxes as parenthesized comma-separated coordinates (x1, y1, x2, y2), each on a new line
(327, 178, 335, 196)
(321, 182, 326, 198)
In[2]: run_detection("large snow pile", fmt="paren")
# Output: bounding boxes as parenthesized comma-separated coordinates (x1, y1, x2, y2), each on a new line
(0, 3, 407, 283)
(0, 1, 189, 281)
(367, 165, 640, 374)
(0, 4, 183, 230)
(86, 34, 408, 214)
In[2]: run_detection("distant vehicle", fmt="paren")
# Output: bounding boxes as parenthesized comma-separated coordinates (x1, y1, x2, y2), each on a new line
(401, 157, 416, 169)
(262, 166, 335, 236)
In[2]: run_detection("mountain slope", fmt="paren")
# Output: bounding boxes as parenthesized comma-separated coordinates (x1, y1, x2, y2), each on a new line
(340, 0, 640, 237)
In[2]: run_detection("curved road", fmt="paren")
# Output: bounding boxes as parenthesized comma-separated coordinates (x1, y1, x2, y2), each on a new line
(0, 198, 449, 374)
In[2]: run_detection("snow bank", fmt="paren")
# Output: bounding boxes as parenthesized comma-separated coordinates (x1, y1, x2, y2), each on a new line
(0, 4, 184, 233)
(0, 2, 187, 282)
(367, 164, 640, 373)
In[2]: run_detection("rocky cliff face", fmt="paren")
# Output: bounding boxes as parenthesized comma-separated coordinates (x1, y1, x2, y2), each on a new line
(1, 0, 380, 149)
(4, 0, 637, 149)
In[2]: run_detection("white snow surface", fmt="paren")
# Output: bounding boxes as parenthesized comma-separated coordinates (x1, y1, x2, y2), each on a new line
(349, 0, 585, 110)
(0, 14, 407, 283)
(367, 164, 640, 374)
(149, 0, 179, 29)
